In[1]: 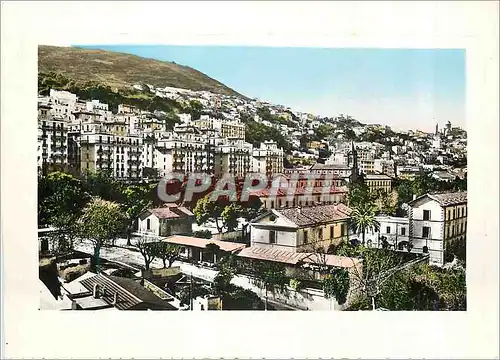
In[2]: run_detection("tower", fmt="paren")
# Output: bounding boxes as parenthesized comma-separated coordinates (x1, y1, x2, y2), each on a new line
(349, 141, 361, 184)
(435, 123, 439, 136)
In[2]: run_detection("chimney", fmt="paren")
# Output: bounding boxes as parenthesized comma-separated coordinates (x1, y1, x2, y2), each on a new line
(112, 292, 119, 306)
(93, 284, 100, 299)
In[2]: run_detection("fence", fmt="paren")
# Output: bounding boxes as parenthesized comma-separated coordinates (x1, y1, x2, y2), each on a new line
(212, 230, 245, 243)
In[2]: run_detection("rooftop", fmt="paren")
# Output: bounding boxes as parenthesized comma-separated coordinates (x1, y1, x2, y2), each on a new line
(141, 205, 194, 220)
(237, 246, 361, 268)
(161, 235, 246, 253)
(410, 191, 467, 207)
(79, 273, 176, 310)
(275, 203, 351, 226)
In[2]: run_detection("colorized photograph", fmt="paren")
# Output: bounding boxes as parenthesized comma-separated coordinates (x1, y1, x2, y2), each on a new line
(38, 45, 466, 311)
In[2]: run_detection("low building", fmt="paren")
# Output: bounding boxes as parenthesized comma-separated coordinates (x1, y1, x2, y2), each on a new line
(138, 205, 195, 236)
(249, 203, 352, 253)
(408, 191, 467, 266)
(64, 272, 177, 310)
(161, 235, 246, 266)
(363, 216, 410, 250)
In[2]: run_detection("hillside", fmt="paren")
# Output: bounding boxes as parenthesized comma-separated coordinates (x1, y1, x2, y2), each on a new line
(38, 45, 244, 97)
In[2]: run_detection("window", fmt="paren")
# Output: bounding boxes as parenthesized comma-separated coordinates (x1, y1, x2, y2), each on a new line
(423, 210, 431, 221)
(422, 226, 430, 239)
(460, 223, 464, 233)
(447, 210, 451, 220)
(401, 227, 406, 236)
(303, 230, 308, 244)
(269, 230, 276, 244)
(271, 201, 274, 209)
(340, 224, 346, 237)
(330, 226, 334, 239)
(461, 207, 464, 217)
(386, 226, 391, 234)
(453, 209, 456, 218)
(318, 228, 323, 240)
(146, 219, 151, 230)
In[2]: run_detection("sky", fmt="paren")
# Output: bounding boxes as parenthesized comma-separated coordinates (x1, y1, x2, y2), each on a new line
(81, 45, 465, 132)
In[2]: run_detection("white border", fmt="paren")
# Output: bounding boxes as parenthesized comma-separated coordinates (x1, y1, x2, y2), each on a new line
(2, 1, 499, 359)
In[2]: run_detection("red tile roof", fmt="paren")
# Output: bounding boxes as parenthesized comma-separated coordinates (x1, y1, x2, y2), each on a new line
(250, 186, 348, 198)
(145, 205, 194, 219)
(161, 235, 246, 253)
(238, 246, 361, 268)
(276, 203, 351, 226)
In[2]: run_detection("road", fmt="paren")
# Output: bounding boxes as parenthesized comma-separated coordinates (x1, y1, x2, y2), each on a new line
(74, 239, 303, 310)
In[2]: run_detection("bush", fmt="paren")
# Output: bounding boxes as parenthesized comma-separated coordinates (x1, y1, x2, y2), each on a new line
(193, 230, 212, 239)
(289, 278, 302, 291)
(222, 284, 265, 310)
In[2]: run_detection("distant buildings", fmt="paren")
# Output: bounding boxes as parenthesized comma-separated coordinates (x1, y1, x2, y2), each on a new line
(38, 90, 285, 179)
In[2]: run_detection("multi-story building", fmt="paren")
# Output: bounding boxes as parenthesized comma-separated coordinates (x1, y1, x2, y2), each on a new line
(374, 159, 396, 177)
(214, 138, 252, 177)
(363, 174, 393, 193)
(193, 115, 246, 140)
(309, 163, 352, 177)
(38, 103, 69, 175)
(254, 186, 348, 210)
(408, 191, 467, 266)
(252, 141, 284, 177)
(155, 137, 212, 176)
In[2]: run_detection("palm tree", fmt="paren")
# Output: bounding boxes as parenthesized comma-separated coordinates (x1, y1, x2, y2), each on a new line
(349, 202, 380, 245)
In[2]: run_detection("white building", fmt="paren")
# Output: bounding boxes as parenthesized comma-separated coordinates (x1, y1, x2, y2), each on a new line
(137, 205, 195, 236)
(408, 191, 467, 266)
(252, 141, 284, 177)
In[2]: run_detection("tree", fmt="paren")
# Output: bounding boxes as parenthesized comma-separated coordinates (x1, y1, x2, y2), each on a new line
(251, 260, 288, 310)
(213, 254, 236, 295)
(154, 242, 181, 268)
(84, 170, 124, 203)
(373, 189, 398, 216)
(38, 171, 89, 227)
(347, 182, 373, 208)
(193, 195, 225, 233)
(186, 100, 203, 120)
(78, 198, 126, 272)
(221, 203, 243, 231)
(121, 185, 153, 245)
(323, 269, 350, 305)
(349, 202, 380, 245)
(134, 237, 158, 271)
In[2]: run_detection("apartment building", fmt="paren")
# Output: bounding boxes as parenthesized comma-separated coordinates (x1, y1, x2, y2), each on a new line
(214, 138, 253, 177)
(374, 159, 396, 177)
(252, 141, 284, 177)
(38, 104, 69, 175)
(79, 121, 143, 179)
(193, 115, 246, 140)
(364, 173, 393, 193)
(408, 191, 467, 266)
(155, 138, 214, 176)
